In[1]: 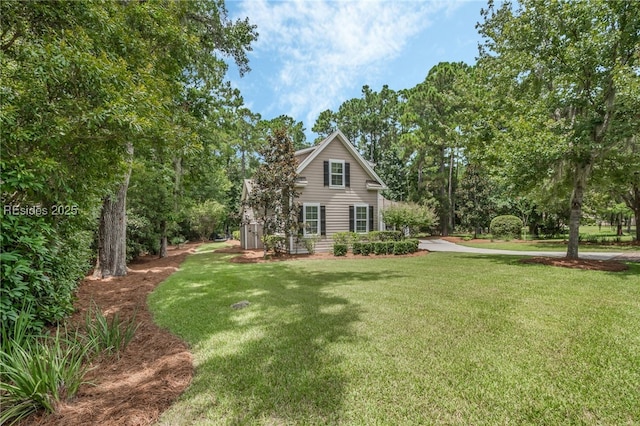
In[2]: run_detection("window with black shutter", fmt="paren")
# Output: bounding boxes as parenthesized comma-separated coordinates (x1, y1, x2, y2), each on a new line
(323, 161, 329, 186)
(320, 206, 326, 236)
(345, 162, 350, 187)
(369, 205, 374, 232)
(349, 206, 354, 232)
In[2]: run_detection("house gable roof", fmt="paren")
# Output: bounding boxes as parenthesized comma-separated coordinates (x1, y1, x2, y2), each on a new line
(295, 129, 387, 189)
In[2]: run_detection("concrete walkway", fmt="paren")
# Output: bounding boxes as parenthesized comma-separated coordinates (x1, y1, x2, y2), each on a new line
(418, 239, 637, 261)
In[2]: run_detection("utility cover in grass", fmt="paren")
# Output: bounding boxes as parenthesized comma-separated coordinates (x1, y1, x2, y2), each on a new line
(231, 300, 250, 310)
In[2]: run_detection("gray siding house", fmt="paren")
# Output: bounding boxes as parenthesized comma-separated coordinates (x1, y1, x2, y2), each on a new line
(240, 129, 390, 252)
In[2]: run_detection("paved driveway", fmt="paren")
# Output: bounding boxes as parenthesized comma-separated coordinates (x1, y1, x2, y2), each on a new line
(418, 239, 633, 261)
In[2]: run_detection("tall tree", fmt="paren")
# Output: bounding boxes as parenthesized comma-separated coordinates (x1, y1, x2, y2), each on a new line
(401, 62, 472, 235)
(477, 0, 640, 258)
(246, 127, 300, 256)
(93, 0, 257, 276)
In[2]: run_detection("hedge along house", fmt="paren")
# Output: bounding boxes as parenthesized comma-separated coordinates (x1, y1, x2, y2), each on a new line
(240, 129, 390, 252)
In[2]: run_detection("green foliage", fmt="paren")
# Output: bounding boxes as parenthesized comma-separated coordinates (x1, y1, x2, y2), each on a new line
(126, 211, 159, 261)
(300, 235, 321, 255)
(332, 232, 359, 249)
(332, 244, 348, 257)
(392, 239, 420, 255)
(368, 231, 402, 241)
(360, 242, 373, 256)
(382, 202, 438, 236)
(373, 241, 394, 255)
(1, 162, 93, 335)
(352, 241, 362, 255)
(170, 236, 187, 246)
(490, 215, 524, 240)
(83, 303, 138, 358)
(232, 230, 241, 241)
(0, 304, 138, 424)
(261, 235, 287, 255)
(1, 0, 258, 317)
(0, 310, 91, 425)
(190, 200, 226, 242)
(476, 0, 640, 257)
(246, 128, 300, 252)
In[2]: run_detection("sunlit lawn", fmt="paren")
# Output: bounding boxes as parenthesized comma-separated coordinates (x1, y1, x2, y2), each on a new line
(149, 245, 640, 425)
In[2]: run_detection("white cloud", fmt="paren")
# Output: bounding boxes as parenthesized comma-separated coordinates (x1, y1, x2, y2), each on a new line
(234, 0, 462, 128)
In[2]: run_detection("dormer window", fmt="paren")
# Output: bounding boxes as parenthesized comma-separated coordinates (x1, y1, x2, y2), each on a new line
(324, 160, 350, 188)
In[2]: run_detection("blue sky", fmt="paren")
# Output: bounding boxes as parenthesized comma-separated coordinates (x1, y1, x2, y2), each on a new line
(226, 0, 486, 140)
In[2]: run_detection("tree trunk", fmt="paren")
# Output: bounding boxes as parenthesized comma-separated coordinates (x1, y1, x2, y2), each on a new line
(94, 143, 133, 278)
(566, 162, 591, 259)
(159, 219, 168, 258)
(635, 209, 640, 242)
(621, 180, 640, 242)
(448, 147, 455, 233)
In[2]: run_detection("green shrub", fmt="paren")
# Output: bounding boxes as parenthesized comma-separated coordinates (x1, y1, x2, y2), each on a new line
(333, 244, 348, 257)
(232, 230, 240, 240)
(490, 215, 523, 240)
(127, 211, 159, 260)
(368, 231, 382, 241)
(392, 239, 420, 255)
(360, 242, 372, 256)
(368, 231, 402, 241)
(352, 241, 362, 255)
(1, 216, 93, 337)
(373, 241, 395, 255)
(301, 235, 321, 254)
(170, 235, 186, 246)
(332, 232, 351, 244)
(262, 234, 287, 254)
(382, 202, 438, 236)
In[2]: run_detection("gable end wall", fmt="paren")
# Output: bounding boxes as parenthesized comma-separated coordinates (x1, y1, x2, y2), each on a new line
(297, 138, 379, 237)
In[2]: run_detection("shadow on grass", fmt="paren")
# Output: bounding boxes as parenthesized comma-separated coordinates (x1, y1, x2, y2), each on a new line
(152, 254, 409, 424)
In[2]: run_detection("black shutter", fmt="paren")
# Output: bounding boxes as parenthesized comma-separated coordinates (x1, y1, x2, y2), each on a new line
(320, 206, 326, 236)
(349, 206, 354, 232)
(345, 162, 350, 187)
(323, 161, 329, 186)
(298, 207, 304, 236)
(369, 205, 374, 232)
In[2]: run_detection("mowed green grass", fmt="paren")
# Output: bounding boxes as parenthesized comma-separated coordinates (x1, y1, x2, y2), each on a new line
(149, 246, 640, 425)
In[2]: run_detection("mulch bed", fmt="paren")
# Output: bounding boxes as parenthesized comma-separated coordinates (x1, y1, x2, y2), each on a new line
(24, 244, 200, 426)
(520, 256, 629, 272)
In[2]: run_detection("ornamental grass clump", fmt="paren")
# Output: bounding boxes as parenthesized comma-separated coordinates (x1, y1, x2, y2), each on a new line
(0, 304, 139, 425)
(0, 309, 91, 425)
(84, 303, 138, 358)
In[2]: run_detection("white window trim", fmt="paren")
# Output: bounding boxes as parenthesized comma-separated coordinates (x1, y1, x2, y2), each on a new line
(354, 203, 369, 234)
(329, 159, 345, 189)
(303, 203, 321, 237)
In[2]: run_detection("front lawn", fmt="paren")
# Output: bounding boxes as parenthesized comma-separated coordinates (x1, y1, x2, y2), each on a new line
(149, 246, 640, 425)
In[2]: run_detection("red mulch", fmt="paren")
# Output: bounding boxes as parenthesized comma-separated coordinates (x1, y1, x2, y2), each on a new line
(24, 244, 200, 426)
(520, 256, 629, 272)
